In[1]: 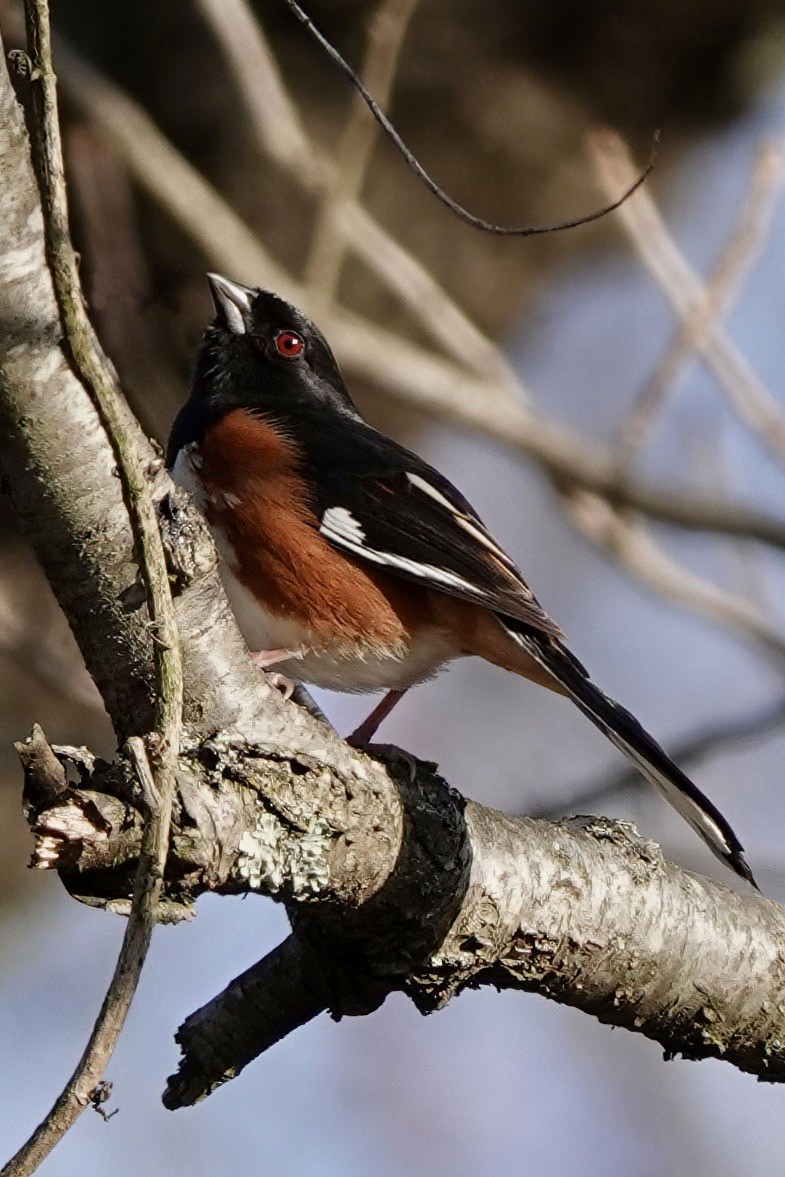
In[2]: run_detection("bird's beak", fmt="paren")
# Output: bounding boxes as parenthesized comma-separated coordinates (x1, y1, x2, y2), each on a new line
(206, 272, 254, 335)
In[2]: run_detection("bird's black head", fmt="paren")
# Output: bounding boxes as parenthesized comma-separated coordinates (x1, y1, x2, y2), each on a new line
(179, 275, 360, 444)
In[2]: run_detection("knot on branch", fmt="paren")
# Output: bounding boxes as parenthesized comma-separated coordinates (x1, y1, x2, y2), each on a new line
(16, 717, 483, 1104)
(16, 721, 473, 944)
(154, 480, 218, 596)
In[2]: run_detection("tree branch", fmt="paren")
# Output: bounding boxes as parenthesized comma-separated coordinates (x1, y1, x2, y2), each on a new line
(17, 730, 785, 1107)
(560, 488, 785, 666)
(163, 808, 785, 1107)
(615, 138, 785, 468)
(163, 934, 331, 1108)
(304, 0, 421, 297)
(528, 695, 785, 819)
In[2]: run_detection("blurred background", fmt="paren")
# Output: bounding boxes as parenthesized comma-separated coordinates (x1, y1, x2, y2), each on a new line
(3, 0, 785, 1173)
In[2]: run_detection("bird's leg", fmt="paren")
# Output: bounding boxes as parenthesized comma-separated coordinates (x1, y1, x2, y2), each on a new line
(347, 689, 407, 745)
(250, 647, 298, 669)
(349, 688, 418, 782)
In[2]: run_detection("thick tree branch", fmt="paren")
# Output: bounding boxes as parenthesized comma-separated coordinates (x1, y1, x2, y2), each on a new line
(164, 806, 785, 1106)
(16, 730, 785, 1107)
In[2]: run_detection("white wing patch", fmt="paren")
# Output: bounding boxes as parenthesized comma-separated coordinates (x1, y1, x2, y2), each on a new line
(321, 506, 366, 544)
(405, 471, 456, 512)
(320, 505, 480, 595)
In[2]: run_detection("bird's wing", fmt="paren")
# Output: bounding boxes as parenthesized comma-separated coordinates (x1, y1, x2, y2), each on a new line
(310, 423, 563, 638)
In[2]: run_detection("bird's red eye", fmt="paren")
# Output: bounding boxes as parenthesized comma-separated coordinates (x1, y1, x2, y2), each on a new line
(274, 330, 304, 358)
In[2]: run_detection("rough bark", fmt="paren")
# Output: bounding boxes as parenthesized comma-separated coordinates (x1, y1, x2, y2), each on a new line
(1, 31, 785, 1115)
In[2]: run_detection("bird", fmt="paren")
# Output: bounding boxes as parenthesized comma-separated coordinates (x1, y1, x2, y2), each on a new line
(167, 272, 756, 887)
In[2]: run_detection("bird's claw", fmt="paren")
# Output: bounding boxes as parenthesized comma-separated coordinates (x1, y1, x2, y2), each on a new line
(265, 672, 296, 701)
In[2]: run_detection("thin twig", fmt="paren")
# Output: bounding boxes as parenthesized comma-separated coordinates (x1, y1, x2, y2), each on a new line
(3, 739, 176, 1177)
(616, 138, 785, 469)
(22, 9, 182, 744)
(283, 0, 659, 237)
(589, 129, 785, 465)
(2, 4, 183, 1173)
(304, 0, 421, 297)
(561, 487, 785, 665)
(40, 37, 785, 555)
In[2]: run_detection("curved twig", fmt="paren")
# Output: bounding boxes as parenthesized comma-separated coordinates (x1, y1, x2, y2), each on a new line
(2, 5, 182, 1174)
(283, 0, 658, 237)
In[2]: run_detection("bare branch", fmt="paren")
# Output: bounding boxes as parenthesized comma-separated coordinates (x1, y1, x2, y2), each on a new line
(4, 733, 173, 1177)
(163, 935, 330, 1108)
(16, 732, 785, 1101)
(590, 129, 785, 464)
(561, 488, 785, 665)
(21, 8, 182, 739)
(616, 138, 785, 468)
(163, 801, 785, 1105)
(529, 696, 785, 820)
(192, 0, 320, 183)
(304, 0, 421, 297)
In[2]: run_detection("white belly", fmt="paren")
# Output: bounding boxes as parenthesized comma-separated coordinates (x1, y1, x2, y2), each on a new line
(220, 560, 458, 692)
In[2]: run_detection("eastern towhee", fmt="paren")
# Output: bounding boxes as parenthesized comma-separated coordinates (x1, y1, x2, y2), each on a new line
(167, 272, 755, 886)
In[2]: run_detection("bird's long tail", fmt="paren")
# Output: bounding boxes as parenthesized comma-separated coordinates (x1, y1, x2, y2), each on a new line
(501, 621, 756, 886)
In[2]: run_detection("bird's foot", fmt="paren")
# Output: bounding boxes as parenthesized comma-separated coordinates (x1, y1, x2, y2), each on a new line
(265, 671, 296, 701)
(250, 649, 301, 701)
